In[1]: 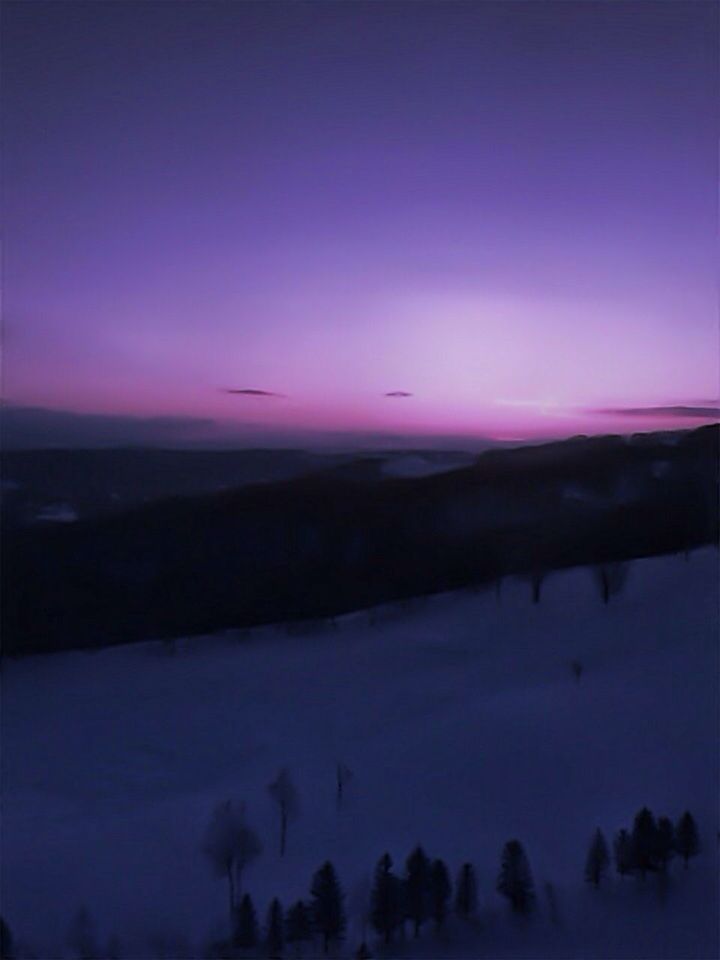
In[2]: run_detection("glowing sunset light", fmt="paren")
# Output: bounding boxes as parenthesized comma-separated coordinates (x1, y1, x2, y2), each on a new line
(3, 1, 716, 447)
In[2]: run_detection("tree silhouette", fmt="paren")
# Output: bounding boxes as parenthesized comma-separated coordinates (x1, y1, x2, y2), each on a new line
(265, 898, 284, 959)
(497, 840, 534, 913)
(584, 829, 610, 887)
(675, 811, 700, 868)
(285, 901, 312, 952)
(235, 894, 259, 950)
(632, 807, 659, 878)
(613, 829, 634, 879)
(203, 800, 262, 924)
(404, 846, 431, 937)
(430, 859, 452, 928)
(455, 863, 478, 918)
(268, 768, 299, 857)
(656, 817, 675, 871)
(370, 853, 402, 944)
(311, 861, 346, 954)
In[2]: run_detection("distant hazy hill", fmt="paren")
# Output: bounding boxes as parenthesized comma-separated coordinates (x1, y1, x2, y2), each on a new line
(2, 426, 717, 655)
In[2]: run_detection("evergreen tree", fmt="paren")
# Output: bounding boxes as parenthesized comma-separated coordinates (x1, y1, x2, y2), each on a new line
(632, 807, 659, 878)
(370, 853, 402, 944)
(311, 861, 346, 954)
(429, 859, 452, 928)
(656, 817, 675, 871)
(584, 829, 610, 887)
(455, 863, 478, 918)
(613, 829, 634, 879)
(235, 894, 259, 950)
(265, 899, 284, 959)
(675, 811, 700, 868)
(404, 846, 431, 937)
(285, 901, 312, 951)
(497, 840, 535, 913)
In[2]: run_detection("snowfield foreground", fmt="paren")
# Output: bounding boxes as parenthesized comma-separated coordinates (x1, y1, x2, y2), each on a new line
(2, 549, 718, 958)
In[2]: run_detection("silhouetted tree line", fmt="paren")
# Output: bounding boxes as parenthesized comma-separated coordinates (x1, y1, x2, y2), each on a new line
(202, 805, 701, 958)
(584, 808, 700, 890)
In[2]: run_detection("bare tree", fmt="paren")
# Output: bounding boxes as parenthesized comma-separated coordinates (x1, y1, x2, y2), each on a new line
(268, 768, 299, 857)
(203, 800, 262, 926)
(594, 562, 630, 604)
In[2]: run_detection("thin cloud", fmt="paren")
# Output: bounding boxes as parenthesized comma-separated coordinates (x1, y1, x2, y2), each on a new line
(384, 391, 413, 398)
(593, 405, 720, 419)
(222, 388, 286, 398)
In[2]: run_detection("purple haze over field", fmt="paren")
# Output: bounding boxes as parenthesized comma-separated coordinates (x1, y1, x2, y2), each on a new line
(2, 1, 718, 446)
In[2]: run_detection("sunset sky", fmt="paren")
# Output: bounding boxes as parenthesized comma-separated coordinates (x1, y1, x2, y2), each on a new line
(3, 1, 718, 446)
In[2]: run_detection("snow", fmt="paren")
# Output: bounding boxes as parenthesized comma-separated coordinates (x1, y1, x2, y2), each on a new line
(2, 549, 718, 958)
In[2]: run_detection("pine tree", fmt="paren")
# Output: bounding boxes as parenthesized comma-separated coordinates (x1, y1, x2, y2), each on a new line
(584, 829, 610, 887)
(404, 846, 431, 937)
(429, 859, 452, 928)
(370, 853, 402, 944)
(632, 807, 659, 878)
(656, 817, 675, 871)
(675, 811, 700, 868)
(497, 840, 535, 913)
(455, 863, 478, 918)
(285, 901, 312, 951)
(613, 829, 634, 878)
(235, 894, 259, 950)
(311, 861, 346, 954)
(265, 899, 284, 958)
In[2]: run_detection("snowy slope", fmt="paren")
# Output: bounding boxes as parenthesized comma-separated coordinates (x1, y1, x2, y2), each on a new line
(2, 549, 718, 958)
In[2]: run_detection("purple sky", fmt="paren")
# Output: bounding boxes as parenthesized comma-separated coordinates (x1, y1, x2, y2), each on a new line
(3, 1, 718, 446)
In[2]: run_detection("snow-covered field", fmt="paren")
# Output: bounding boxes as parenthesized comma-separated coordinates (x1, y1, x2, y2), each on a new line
(2, 549, 718, 958)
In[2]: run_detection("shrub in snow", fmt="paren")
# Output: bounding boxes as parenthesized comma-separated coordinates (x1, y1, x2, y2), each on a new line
(264, 898, 284, 959)
(675, 811, 700, 868)
(429, 859, 452, 928)
(584, 829, 610, 887)
(404, 846, 432, 937)
(310, 861, 346, 955)
(336, 762, 354, 809)
(370, 854, 403, 944)
(497, 840, 535, 913)
(203, 800, 262, 925)
(455, 863, 478, 919)
(267, 768, 299, 857)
